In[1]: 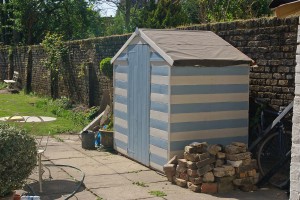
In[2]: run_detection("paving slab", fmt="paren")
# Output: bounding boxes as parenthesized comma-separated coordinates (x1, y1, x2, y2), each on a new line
(18, 134, 289, 200)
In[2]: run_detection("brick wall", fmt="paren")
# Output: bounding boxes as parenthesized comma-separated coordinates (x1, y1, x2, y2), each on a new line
(0, 17, 298, 109)
(291, 19, 300, 200)
(178, 17, 298, 110)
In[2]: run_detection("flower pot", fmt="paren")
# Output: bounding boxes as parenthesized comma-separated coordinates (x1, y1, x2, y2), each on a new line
(99, 130, 113, 148)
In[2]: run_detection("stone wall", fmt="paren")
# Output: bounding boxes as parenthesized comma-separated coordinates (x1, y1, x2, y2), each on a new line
(291, 19, 300, 200)
(178, 17, 298, 110)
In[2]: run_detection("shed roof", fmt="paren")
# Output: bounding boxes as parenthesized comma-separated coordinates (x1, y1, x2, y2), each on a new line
(111, 28, 253, 67)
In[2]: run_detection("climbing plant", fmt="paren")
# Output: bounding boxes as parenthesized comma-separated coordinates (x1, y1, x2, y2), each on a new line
(41, 33, 68, 99)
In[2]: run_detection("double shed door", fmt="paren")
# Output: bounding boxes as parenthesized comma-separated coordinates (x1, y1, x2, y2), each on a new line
(127, 44, 150, 165)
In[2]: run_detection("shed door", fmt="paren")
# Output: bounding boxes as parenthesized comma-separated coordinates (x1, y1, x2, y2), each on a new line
(127, 44, 150, 165)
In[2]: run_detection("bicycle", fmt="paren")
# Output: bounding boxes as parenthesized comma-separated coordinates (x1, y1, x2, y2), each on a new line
(249, 98, 293, 189)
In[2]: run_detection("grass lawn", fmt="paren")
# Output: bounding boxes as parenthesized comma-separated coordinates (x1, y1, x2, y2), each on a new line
(0, 93, 85, 135)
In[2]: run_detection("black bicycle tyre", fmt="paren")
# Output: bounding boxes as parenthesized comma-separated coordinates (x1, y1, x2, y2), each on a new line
(257, 131, 291, 188)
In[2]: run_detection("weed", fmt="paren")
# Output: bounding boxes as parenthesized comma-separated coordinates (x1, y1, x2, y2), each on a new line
(0, 82, 7, 90)
(132, 181, 149, 187)
(149, 190, 167, 197)
(53, 136, 64, 142)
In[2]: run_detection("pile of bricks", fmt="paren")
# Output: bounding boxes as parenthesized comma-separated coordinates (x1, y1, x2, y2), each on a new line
(163, 142, 259, 194)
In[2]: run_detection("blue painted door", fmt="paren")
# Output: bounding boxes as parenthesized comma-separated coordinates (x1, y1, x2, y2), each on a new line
(127, 44, 150, 165)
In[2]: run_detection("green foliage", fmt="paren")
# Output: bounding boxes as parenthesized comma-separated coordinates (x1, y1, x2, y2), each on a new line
(0, 0, 104, 45)
(100, 57, 113, 79)
(0, 124, 37, 196)
(149, 190, 167, 197)
(0, 82, 7, 90)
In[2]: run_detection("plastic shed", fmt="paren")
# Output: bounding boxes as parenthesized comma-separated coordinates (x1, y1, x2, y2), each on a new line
(111, 28, 253, 172)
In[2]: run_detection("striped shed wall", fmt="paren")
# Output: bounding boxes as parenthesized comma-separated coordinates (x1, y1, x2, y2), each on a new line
(112, 29, 252, 172)
(169, 66, 249, 157)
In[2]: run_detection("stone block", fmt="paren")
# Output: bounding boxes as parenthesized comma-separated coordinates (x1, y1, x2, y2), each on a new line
(176, 165, 187, 173)
(184, 152, 199, 162)
(189, 176, 202, 185)
(187, 169, 198, 177)
(201, 183, 218, 194)
(215, 159, 224, 167)
(208, 144, 222, 155)
(227, 160, 243, 167)
(203, 172, 215, 183)
(226, 152, 251, 161)
(197, 164, 213, 176)
(178, 159, 187, 168)
(216, 176, 235, 193)
(175, 178, 187, 188)
(217, 152, 226, 159)
(196, 157, 215, 168)
(225, 145, 246, 154)
(186, 161, 197, 169)
(187, 182, 201, 192)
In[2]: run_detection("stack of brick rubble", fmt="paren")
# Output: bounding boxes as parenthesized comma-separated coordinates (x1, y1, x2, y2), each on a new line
(163, 142, 259, 194)
(225, 142, 259, 192)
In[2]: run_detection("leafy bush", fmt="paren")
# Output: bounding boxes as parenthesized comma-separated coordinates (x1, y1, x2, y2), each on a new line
(0, 124, 37, 197)
(100, 57, 113, 79)
(0, 82, 7, 90)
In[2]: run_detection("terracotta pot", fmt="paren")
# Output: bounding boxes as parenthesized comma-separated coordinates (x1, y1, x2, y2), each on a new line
(13, 194, 20, 200)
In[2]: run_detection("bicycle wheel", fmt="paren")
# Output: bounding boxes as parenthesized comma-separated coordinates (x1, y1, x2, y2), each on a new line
(257, 131, 291, 188)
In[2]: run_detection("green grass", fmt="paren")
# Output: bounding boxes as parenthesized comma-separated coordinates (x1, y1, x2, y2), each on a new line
(0, 93, 86, 135)
(149, 190, 167, 197)
(132, 181, 149, 187)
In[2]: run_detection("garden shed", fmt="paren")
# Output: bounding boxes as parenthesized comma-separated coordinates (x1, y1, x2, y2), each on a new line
(111, 28, 253, 171)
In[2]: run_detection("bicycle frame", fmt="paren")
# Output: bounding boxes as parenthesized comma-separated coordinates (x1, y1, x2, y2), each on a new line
(248, 100, 293, 152)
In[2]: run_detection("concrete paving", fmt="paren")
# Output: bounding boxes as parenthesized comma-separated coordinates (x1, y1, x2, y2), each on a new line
(17, 134, 289, 200)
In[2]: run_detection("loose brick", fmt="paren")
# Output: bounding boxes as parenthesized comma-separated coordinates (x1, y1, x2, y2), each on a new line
(186, 161, 197, 169)
(215, 159, 224, 167)
(201, 183, 218, 194)
(203, 172, 215, 183)
(197, 164, 213, 176)
(242, 158, 252, 166)
(163, 164, 176, 182)
(176, 165, 187, 173)
(235, 162, 257, 173)
(227, 160, 243, 167)
(225, 145, 246, 154)
(247, 169, 257, 177)
(184, 152, 199, 162)
(208, 144, 222, 155)
(226, 152, 251, 161)
(178, 159, 187, 168)
(231, 142, 247, 147)
(187, 182, 201, 192)
(196, 157, 215, 168)
(237, 172, 248, 178)
(185, 145, 197, 154)
(187, 169, 198, 177)
(175, 178, 187, 187)
(190, 142, 208, 153)
(199, 152, 210, 161)
(223, 165, 235, 176)
(216, 176, 235, 193)
(189, 176, 202, 185)
(217, 152, 226, 159)
(213, 167, 225, 178)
